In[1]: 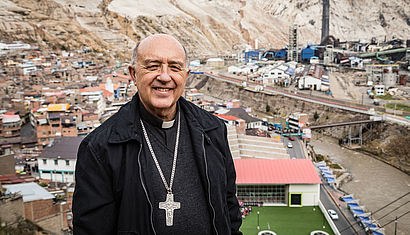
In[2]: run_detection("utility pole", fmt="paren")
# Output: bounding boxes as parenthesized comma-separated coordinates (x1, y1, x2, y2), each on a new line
(394, 216, 397, 235)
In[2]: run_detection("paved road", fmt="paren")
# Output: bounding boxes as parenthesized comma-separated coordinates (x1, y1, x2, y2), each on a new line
(281, 136, 304, 159)
(319, 179, 366, 235)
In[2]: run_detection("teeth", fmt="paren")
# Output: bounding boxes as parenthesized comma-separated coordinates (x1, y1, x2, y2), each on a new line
(157, 88, 170, 91)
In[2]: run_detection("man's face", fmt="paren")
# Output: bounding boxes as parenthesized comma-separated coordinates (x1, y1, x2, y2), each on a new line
(129, 36, 189, 120)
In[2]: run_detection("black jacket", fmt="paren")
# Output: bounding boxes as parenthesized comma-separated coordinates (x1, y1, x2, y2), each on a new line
(73, 94, 242, 235)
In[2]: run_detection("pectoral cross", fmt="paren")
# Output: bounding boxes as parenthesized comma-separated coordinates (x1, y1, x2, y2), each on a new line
(159, 193, 180, 226)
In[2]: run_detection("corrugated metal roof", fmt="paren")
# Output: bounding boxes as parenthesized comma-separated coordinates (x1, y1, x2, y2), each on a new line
(226, 108, 261, 123)
(47, 104, 70, 112)
(215, 114, 240, 121)
(1, 114, 21, 123)
(234, 159, 322, 184)
(39, 136, 84, 159)
(4, 182, 55, 202)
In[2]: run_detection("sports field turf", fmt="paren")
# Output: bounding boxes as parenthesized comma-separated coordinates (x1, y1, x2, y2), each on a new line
(240, 206, 335, 235)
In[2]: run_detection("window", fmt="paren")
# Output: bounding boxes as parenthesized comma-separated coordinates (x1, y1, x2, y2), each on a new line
(237, 185, 286, 204)
(43, 159, 47, 165)
(290, 193, 302, 206)
(54, 159, 58, 165)
(66, 160, 70, 166)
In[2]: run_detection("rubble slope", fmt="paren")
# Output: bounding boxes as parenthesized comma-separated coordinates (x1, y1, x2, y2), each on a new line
(0, 0, 408, 60)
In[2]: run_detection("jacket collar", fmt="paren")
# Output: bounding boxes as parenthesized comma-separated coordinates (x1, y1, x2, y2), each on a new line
(107, 94, 219, 144)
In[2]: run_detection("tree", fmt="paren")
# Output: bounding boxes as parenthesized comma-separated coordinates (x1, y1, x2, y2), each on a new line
(266, 104, 271, 113)
(314, 111, 319, 121)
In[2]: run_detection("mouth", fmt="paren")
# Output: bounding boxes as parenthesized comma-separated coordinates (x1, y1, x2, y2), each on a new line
(154, 87, 172, 92)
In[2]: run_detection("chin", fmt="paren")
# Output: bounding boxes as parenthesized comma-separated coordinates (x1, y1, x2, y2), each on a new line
(151, 100, 175, 110)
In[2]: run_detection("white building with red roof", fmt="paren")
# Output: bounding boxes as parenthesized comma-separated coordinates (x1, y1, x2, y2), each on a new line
(234, 159, 321, 207)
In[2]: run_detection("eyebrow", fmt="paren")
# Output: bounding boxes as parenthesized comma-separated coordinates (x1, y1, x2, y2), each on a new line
(143, 59, 184, 67)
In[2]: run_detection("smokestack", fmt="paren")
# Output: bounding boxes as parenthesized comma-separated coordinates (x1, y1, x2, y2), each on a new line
(321, 0, 330, 44)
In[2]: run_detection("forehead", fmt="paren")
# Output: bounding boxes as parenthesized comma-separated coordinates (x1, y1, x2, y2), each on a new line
(137, 36, 186, 63)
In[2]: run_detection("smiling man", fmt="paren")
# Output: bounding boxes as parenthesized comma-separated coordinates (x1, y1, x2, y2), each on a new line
(73, 34, 242, 235)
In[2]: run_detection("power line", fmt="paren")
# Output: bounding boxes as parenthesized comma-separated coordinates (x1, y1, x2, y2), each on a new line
(339, 191, 410, 234)
(380, 210, 410, 228)
(372, 191, 410, 215)
(376, 201, 410, 221)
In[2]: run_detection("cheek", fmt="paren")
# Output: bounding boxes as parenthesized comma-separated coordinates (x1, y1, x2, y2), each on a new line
(174, 74, 187, 86)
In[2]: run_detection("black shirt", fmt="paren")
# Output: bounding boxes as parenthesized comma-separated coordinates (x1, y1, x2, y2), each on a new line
(139, 100, 212, 235)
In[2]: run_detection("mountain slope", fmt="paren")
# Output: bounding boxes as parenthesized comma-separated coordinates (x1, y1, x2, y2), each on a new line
(0, 0, 408, 60)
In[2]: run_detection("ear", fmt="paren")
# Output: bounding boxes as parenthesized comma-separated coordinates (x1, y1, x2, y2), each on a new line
(128, 65, 136, 82)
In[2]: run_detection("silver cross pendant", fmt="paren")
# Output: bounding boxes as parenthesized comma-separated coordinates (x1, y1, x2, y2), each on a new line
(159, 192, 180, 226)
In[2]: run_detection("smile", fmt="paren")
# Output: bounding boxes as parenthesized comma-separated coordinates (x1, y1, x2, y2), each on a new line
(155, 88, 172, 92)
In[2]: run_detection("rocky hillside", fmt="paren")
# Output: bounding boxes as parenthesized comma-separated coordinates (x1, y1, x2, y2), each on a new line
(1, 0, 409, 60)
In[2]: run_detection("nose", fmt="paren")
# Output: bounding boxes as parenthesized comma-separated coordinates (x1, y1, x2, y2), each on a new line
(157, 64, 172, 82)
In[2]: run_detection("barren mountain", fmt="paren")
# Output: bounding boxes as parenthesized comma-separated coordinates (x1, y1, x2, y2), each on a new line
(0, 0, 409, 60)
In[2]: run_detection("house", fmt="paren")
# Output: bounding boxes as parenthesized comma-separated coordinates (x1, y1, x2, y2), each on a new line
(287, 112, 309, 132)
(234, 159, 321, 206)
(4, 182, 70, 234)
(215, 114, 246, 135)
(79, 89, 106, 119)
(262, 64, 291, 86)
(38, 136, 83, 183)
(0, 113, 21, 138)
(226, 108, 266, 131)
(18, 62, 37, 75)
(298, 76, 322, 90)
(31, 103, 76, 146)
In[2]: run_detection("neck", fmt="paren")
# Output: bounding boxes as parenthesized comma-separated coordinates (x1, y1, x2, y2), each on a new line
(140, 100, 177, 122)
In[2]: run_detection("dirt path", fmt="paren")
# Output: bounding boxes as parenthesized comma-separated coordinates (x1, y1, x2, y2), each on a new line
(311, 135, 410, 235)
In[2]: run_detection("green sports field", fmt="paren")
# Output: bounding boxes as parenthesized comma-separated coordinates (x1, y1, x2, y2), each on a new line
(240, 206, 335, 235)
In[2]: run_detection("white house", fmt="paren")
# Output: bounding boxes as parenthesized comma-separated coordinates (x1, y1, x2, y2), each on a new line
(38, 136, 84, 183)
(262, 64, 290, 86)
(298, 76, 322, 90)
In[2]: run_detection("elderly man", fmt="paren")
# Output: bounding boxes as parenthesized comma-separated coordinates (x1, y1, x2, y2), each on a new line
(73, 34, 242, 234)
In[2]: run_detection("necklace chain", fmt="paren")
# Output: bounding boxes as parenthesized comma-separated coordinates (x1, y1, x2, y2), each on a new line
(140, 112, 180, 193)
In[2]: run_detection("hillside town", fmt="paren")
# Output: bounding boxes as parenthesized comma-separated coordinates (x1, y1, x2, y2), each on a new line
(1, 1, 410, 235)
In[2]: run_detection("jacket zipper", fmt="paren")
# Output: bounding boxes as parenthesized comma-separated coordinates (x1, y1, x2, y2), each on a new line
(137, 143, 157, 235)
(202, 134, 219, 235)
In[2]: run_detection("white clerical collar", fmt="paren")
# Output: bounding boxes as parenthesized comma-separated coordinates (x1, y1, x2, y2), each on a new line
(162, 119, 175, 129)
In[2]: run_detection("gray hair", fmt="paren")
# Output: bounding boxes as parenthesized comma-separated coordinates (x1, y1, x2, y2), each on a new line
(130, 40, 189, 69)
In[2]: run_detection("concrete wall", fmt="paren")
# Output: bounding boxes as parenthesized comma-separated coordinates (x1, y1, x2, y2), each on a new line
(226, 125, 289, 159)
(191, 74, 366, 139)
